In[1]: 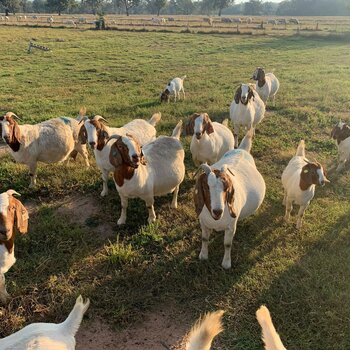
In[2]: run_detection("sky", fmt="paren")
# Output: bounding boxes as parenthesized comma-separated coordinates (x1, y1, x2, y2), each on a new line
(236, 0, 281, 2)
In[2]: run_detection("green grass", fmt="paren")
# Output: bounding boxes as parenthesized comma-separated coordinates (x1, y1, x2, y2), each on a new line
(0, 26, 350, 349)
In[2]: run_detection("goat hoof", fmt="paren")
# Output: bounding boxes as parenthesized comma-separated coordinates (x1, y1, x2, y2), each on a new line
(171, 203, 178, 209)
(0, 293, 10, 304)
(100, 191, 108, 197)
(148, 217, 156, 224)
(199, 252, 208, 261)
(221, 260, 232, 270)
(117, 218, 126, 225)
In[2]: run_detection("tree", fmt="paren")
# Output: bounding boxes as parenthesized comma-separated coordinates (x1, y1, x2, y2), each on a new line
(0, 0, 21, 14)
(200, 0, 214, 15)
(147, 0, 167, 15)
(46, 0, 76, 15)
(243, 0, 262, 15)
(213, 0, 234, 16)
(83, 0, 104, 14)
(175, 0, 194, 15)
(32, 0, 46, 12)
(114, 0, 141, 16)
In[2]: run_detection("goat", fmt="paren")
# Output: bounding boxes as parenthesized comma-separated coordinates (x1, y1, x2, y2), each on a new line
(108, 121, 185, 225)
(267, 19, 277, 25)
(185, 113, 235, 166)
(282, 140, 330, 230)
(230, 83, 265, 148)
(0, 295, 89, 349)
(160, 76, 186, 103)
(204, 17, 213, 26)
(221, 17, 233, 23)
(289, 18, 299, 24)
(194, 130, 265, 269)
(79, 113, 161, 196)
(251, 67, 280, 106)
(0, 190, 28, 304)
(47, 16, 54, 24)
(186, 305, 286, 350)
(0, 111, 89, 187)
(331, 120, 350, 172)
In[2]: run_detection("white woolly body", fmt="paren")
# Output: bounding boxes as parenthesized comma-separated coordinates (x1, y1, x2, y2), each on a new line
(335, 123, 350, 170)
(0, 296, 89, 350)
(255, 72, 280, 104)
(190, 120, 235, 166)
(281, 156, 316, 206)
(199, 149, 265, 230)
(116, 136, 185, 199)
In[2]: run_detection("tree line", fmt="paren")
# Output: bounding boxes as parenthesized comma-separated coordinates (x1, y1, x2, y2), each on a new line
(1, 0, 349, 17)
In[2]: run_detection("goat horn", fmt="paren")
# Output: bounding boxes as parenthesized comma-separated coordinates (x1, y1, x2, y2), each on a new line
(6, 112, 22, 121)
(7, 189, 21, 197)
(106, 134, 122, 144)
(78, 116, 89, 125)
(93, 115, 108, 123)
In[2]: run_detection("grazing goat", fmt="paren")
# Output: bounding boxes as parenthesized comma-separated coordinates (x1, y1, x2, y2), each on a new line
(194, 130, 265, 269)
(0, 111, 89, 187)
(230, 83, 265, 148)
(289, 18, 299, 24)
(252, 67, 280, 106)
(186, 306, 286, 350)
(79, 113, 161, 196)
(0, 190, 28, 304)
(108, 121, 185, 225)
(331, 120, 350, 172)
(186, 113, 235, 166)
(204, 17, 213, 26)
(268, 19, 277, 25)
(282, 140, 330, 229)
(47, 16, 54, 24)
(160, 76, 186, 103)
(221, 17, 233, 23)
(0, 295, 90, 349)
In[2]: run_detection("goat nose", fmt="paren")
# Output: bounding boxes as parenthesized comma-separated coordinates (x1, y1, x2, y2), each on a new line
(212, 209, 223, 218)
(195, 132, 201, 139)
(132, 154, 139, 161)
(89, 142, 96, 148)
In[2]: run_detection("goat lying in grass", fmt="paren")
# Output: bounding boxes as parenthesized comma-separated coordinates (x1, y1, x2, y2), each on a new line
(0, 110, 89, 187)
(282, 140, 330, 229)
(185, 113, 235, 166)
(230, 84, 265, 148)
(0, 190, 28, 304)
(331, 120, 350, 172)
(186, 306, 286, 350)
(79, 112, 161, 196)
(194, 130, 265, 269)
(0, 295, 90, 350)
(108, 121, 185, 225)
(160, 76, 186, 103)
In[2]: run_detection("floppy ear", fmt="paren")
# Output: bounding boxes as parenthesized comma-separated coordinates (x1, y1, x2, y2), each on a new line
(13, 198, 29, 234)
(185, 113, 200, 136)
(109, 141, 123, 167)
(226, 182, 237, 218)
(97, 130, 108, 151)
(194, 173, 208, 216)
(140, 147, 147, 165)
(248, 87, 255, 101)
(78, 125, 87, 144)
(203, 113, 214, 135)
(234, 87, 241, 104)
(13, 122, 21, 144)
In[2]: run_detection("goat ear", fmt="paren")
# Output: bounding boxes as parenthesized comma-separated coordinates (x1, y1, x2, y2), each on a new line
(185, 114, 199, 136)
(206, 121, 214, 135)
(97, 130, 108, 151)
(194, 173, 208, 216)
(140, 147, 147, 165)
(226, 183, 237, 218)
(109, 141, 123, 168)
(13, 123, 22, 144)
(234, 87, 241, 104)
(78, 125, 87, 144)
(13, 198, 29, 234)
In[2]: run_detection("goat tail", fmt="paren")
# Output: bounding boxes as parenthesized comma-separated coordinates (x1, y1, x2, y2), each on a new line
(181, 75, 187, 81)
(186, 310, 224, 350)
(149, 112, 162, 127)
(256, 306, 286, 350)
(60, 295, 90, 337)
(172, 120, 183, 139)
(222, 119, 229, 127)
(238, 128, 254, 153)
(295, 140, 305, 157)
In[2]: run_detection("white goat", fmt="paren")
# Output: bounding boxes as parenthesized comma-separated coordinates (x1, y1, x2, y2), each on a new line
(252, 67, 280, 105)
(47, 16, 54, 24)
(0, 190, 28, 304)
(230, 83, 265, 148)
(282, 140, 330, 230)
(108, 121, 185, 225)
(186, 306, 286, 350)
(79, 113, 161, 196)
(185, 113, 235, 166)
(331, 120, 350, 172)
(194, 130, 265, 269)
(0, 111, 89, 187)
(0, 295, 89, 349)
(160, 76, 186, 103)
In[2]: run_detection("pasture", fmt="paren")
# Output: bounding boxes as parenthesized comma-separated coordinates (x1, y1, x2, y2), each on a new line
(0, 24, 350, 349)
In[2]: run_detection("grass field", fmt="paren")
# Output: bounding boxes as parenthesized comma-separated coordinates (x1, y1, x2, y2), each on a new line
(0, 25, 350, 349)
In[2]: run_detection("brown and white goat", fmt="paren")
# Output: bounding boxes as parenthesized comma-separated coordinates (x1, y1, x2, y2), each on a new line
(331, 120, 350, 172)
(282, 140, 330, 229)
(0, 190, 28, 303)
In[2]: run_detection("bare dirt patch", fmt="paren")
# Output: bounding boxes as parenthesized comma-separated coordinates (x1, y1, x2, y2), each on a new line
(76, 304, 191, 350)
(0, 145, 8, 157)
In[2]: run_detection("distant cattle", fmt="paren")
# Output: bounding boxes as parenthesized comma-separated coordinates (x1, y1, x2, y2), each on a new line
(168, 17, 175, 22)
(221, 17, 233, 23)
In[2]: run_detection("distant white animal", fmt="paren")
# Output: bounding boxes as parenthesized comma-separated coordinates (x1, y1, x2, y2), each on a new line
(331, 120, 350, 172)
(230, 83, 265, 147)
(5, 16, 9, 22)
(79, 113, 161, 196)
(0, 295, 90, 349)
(204, 17, 213, 26)
(252, 67, 280, 105)
(267, 19, 277, 25)
(194, 130, 265, 269)
(47, 16, 54, 24)
(221, 17, 233, 23)
(186, 113, 235, 166)
(232, 18, 242, 23)
(160, 76, 186, 103)
(152, 17, 166, 24)
(0, 190, 28, 304)
(108, 121, 185, 225)
(282, 140, 330, 229)
(289, 18, 299, 24)
(65, 19, 76, 27)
